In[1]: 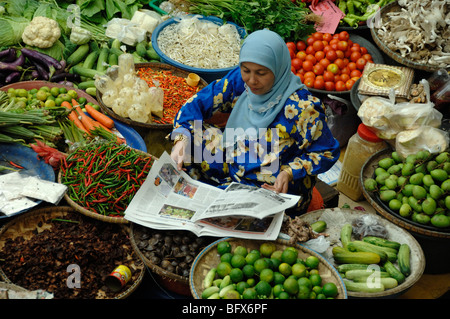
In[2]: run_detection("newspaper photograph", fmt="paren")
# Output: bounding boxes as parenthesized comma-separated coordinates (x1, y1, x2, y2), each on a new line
(124, 152, 300, 240)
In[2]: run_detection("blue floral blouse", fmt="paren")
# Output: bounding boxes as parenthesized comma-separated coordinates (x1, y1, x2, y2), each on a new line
(172, 67, 340, 214)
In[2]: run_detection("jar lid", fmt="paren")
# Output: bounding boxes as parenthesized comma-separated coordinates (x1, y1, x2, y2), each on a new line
(357, 123, 383, 142)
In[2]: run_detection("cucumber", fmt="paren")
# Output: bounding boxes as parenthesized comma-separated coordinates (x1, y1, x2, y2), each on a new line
(82, 51, 100, 69)
(337, 263, 386, 273)
(111, 38, 122, 50)
(136, 41, 148, 57)
(340, 223, 352, 250)
(347, 241, 388, 263)
(344, 269, 390, 280)
(383, 260, 405, 284)
(67, 43, 90, 66)
(362, 236, 401, 251)
(77, 80, 96, 90)
(219, 284, 235, 298)
(311, 220, 327, 233)
(71, 65, 104, 79)
(96, 46, 110, 73)
(333, 248, 381, 265)
(353, 277, 399, 289)
(85, 87, 96, 96)
(201, 286, 219, 299)
(397, 244, 411, 277)
(202, 268, 216, 289)
(343, 279, 385, 293)
(219, 275, 231, 290)
(108, 53, 118, 66)
(146, 47, 160, 61)
(207, 292, 220, 299)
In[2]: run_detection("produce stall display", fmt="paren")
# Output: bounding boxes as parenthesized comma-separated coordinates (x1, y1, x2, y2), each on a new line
(0, 0, 448, 301)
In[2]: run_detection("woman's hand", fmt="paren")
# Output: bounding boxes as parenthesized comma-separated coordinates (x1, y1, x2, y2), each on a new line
(170, 140, 187, 171)
(261, 170, 290, 194)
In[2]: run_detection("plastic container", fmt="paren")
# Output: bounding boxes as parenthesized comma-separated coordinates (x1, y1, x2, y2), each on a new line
(336, 124, 387, 201)
(427, 69, 450, 91)
(431, 79, 450, 117)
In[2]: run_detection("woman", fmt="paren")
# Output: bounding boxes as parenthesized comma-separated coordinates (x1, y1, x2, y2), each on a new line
(170, 29, 340, 216)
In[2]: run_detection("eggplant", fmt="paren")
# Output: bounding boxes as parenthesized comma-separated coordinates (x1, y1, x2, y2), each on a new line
(5, 71, 20, 84)
(21, 48, 63, 70)
(32, 61, 49, 80)
(0, 48, 17, 62)
(0, 53, 25, 72)
(50, 72, 81, 83)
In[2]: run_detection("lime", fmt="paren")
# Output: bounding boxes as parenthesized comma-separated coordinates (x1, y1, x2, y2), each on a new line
(273, 272, 285, 285)
(216, 262, 232, 278)
(291, 263, 307, 278)
(297, 277, 312, 290)
(44, 99, 55, 107)
(255, 280, 272, 298)
(54, 97, 63, 106)
(40, 86, 50, 92)
(236, 281, 250, 295)
(260, 242, 276, 257)
(234, 245, 248, 257)
(59, 87, 68, 94)
(246, 278, 256, 287)
(242, 287, 257, 299)
(59, 93, 72, 102)
(309, 269, 319, 276)
(245, 252, 259, 265)
(220, 252, 233, 264)
(278, 262, 292, 277)
(217, 241, 232, 255)
(272, 284, 284, 298)
(281, 248, 298, 265)
(297, 284, 311, 299)
(78, 97, 87, 105)
(322, 282, 338, 298)
(16, 89, 28, 97)
(309, 274, 322, 287)
(223, 289, 240, 299)
(312, 285, 323, 295)
(230, 268, 244, 283)
(270, 257, 281, 270)
(278, 291, 290, 299)
(253, 258, 269, 274)
(305, 256, 320, 269)
(270, 250, 283, 260)
(242, 264, 255, 278)
(67, 89, 78, 99)
(231, 254, 246, 269)
(282, 277, 299, 295)
(50, 87, 60, 97)
(259, 268, 274, 283)
(36, 90, 48, 101)
(316, 293, 326, 299)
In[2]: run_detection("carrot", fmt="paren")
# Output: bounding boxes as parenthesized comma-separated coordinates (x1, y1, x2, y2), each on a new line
(85, 104, 114, 129)
(74, 106, 96, 134)
(61, 101, 89, 134)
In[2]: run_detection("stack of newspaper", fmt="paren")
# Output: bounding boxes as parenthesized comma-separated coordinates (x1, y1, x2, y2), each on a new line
(124, 152, 301, 240)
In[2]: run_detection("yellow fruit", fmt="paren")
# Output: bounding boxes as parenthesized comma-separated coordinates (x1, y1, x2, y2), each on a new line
(260, 242, 276, 257)
(291, 263, 307, 278)
(278, 262, 292, 277)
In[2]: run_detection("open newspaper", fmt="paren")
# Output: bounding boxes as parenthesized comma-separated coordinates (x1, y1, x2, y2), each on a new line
(124, 152, 301, 240)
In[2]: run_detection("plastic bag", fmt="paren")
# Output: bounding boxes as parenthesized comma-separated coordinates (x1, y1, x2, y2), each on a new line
(105, 18, 146, 46)
(351, 214, 388, 239)
(395, 126, 450, 158)
(303, 235, 330, 253)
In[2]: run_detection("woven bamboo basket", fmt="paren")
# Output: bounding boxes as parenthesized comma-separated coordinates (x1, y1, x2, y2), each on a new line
(57, 149, 157, 224)
(370, 1, 446, 72)
(0, 206, 145, 299)
(297, 208, 425, 298)
(97, 62, 208, 129)
(189, 237, 348, 299)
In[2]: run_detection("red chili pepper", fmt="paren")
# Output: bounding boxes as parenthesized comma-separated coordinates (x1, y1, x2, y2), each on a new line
(8, 160, 24, 169)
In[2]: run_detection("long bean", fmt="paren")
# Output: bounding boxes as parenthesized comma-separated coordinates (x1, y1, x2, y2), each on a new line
(60, 141, 155, 217)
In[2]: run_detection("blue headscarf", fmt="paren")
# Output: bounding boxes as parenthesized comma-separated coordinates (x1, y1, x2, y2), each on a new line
(224, 29, 305, 143)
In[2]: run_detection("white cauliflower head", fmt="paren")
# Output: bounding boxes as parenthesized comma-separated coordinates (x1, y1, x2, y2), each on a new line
(22, 16, 61, 49)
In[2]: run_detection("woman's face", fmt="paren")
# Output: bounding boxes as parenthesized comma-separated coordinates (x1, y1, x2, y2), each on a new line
(240, 62, 275, 95)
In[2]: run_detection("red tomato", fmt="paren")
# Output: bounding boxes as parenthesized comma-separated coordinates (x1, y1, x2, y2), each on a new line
(347, 62, 357, 71)
(323, 70, 335, 82)
(286, 42, 297, 52)
(336, 50, 345, 59)
(305, 54, 317, 65)
(327, 63, 339, 74)
(314, 77, 325, 90)
(340, 73, 350, 83)
(296, 51, 307, 60)
(356, 57, 367, 70)
(304, 77, 315, 88)
(338, 31, 350, 41)
(291, 58, 303, 71)
(297, 73, 305, 83)
(305, 45, 316, 55)
(345, 79, 356, 90)
(323, 33, 333, 42)
(306, 36, 315, 46)
(350, 51, 362, 62)
(350, 69, 362, 78)
(289, 49, 296, 59)
(313, 63, 325, 75)
(334, 58, 345, 69)
(324, 81, 335, 91)
(319, 58, 331, 69)
(335, 80, 347, 91)
(362, 53, 373, 61)
(296, 40, 307, 51)
(340, 66, 350, 75)
(312, 32, 323, 41)
(326, 50, 338, 62)
(312, 40, 324, 52)
(304, 71, 316, 79)
(291, 65, 296, 73)
(360, 46, 368, 55)
(302, 60, 314, 71)
(350, 43, 360, 52)
(323, 45, 332, 55)
(337, 40, 349, 51)
(315, 50, 325, 61)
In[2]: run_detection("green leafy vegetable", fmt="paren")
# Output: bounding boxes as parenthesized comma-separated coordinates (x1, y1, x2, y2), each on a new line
(0, 16, 29, 47)
(187, 0, 315, 41)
